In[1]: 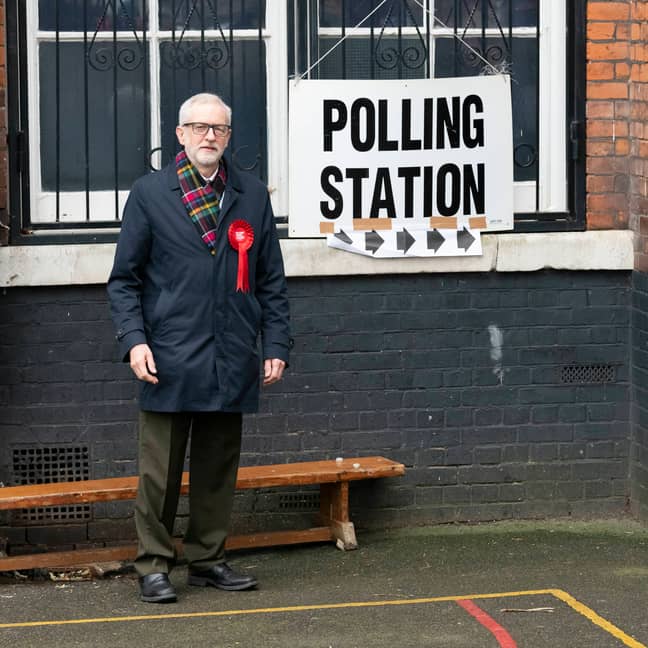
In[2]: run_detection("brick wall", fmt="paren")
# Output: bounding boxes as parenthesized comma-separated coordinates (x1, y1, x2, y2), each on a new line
(0, 1, 644, 550)
(586, 0, 632, 230)
(0, 273, 632, 548)
(629, 0, 648, 520)
(631, 272, 648, 520)
(629, 0, 648, 268)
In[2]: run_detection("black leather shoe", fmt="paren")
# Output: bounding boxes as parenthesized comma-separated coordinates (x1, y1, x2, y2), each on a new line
(139, 572, 177, 603)
(188, 562, 258, 591)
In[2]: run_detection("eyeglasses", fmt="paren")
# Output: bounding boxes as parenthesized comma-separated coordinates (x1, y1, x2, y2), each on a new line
(182, 122, 232, 137)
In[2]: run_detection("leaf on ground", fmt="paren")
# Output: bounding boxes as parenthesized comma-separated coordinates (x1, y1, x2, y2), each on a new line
(49, 568, 92, 582)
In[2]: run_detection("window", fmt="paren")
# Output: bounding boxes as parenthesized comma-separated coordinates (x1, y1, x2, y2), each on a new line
(6, 0, 583, 243)
(294, 0, 574, 226)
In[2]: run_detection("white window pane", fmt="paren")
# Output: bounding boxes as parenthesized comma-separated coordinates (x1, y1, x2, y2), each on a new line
(159, 0, 265, 30)
(433, 0, 537, 29)
(39, 42, 149, 192)
(320, 0, 424, 28)
(158, 39, 268, 181)
(317, 35, 428, 79)
(38, 0, 147, 32)
(435, 36, 538, 183)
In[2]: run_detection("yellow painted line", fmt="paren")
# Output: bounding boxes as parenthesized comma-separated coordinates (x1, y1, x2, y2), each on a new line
(550, 589, 646, 648)
(0, 586, 644, 648)
(0, 589, 554, 629)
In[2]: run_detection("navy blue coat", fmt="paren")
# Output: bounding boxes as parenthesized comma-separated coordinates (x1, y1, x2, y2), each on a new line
(107, 160, 291, 413)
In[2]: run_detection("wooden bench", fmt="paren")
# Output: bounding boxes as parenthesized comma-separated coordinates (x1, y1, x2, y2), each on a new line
(0, 456, 404, 572)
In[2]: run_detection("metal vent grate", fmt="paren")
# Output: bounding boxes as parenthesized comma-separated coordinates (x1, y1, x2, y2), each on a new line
(279, 492, 320, 511)
(12, 445, 91, 525)
(560, 364, 616, 384)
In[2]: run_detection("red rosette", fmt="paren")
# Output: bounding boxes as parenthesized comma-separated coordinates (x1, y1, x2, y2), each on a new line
(228, 220, 254, 293)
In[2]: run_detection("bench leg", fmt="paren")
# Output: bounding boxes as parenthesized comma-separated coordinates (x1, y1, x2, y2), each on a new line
(318, 482, 358, 551)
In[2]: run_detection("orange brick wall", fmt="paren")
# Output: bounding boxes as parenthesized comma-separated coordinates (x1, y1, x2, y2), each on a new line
(586, 0, 648, 264)
(628, 0, 648, 271)
(586, 0, 632, 230)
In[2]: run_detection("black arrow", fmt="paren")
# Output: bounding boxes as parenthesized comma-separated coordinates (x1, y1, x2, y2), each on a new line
(334, 230, 353, 245)
(457, 227, 476, 251)
(365, 230, 384, 255)
(396, 228, 416, 254)
(427, 229, 445, 252)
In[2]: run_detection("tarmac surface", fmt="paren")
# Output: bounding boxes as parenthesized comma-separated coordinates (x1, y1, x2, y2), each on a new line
(1, 519, 648, 647)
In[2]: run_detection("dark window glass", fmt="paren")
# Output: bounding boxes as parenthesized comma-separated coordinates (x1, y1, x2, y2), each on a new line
(159, 40, 267, 181)
(433, 0, 538, 29)
(317, 36, 427, 79)
(39, 0, 147, 32)
(39, 42, 149, 191)
(435, 36, 538, 182)
(159, 0, 265, 31)
(320, 0, 423, 28)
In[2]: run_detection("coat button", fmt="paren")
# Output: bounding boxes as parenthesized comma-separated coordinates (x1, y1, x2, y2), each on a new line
(211, 250, 216, 256)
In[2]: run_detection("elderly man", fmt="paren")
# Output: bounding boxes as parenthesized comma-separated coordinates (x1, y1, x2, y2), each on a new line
(107, 93, 291, 603)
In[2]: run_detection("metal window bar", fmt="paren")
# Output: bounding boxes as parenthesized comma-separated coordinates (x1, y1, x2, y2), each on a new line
(83, 0, 90, 221)
(55, 0, 60, 223)
(6, 0, 585, 244)
(534, 2, 540, 214)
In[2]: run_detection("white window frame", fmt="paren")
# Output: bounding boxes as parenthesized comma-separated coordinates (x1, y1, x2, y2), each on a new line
(306, 0, 566, 216)
(25, 1, 289, 224)
(25, 0, 564, 227)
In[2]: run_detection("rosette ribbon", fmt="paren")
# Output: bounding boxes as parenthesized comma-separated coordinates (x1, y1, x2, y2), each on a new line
(228, 220, 254, 293)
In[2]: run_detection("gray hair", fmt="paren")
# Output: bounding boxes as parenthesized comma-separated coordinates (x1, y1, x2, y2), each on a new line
(178, 93, 232, 125)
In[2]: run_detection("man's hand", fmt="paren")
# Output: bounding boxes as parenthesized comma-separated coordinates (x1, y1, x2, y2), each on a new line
(129, 343, 159, 384)
(263, 358, 285, 386)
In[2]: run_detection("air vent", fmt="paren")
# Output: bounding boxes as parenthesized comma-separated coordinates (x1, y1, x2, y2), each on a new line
(560, 364, 616, 384)
(279, 492, 320, 511)
(12, 445, 91, 525)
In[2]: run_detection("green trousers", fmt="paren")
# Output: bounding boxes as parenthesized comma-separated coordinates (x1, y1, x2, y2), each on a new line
(134, 410, 242, 577)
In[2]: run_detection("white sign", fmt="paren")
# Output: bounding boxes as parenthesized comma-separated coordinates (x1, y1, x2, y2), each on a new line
(288, 77, 513, 257)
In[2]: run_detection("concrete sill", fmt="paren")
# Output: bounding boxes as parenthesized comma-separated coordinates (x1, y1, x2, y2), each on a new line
(0, 230, 634, 288)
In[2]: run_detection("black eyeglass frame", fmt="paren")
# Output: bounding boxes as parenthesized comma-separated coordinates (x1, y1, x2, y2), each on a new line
(182, 122, 232, 137)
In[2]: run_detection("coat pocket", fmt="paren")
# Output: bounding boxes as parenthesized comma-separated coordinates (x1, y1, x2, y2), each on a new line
(223, 331, 260, 406)
(231, 293, 262, 346)
(151, 291, 174, 333)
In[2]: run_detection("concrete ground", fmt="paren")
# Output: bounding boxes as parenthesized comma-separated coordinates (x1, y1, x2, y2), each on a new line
(0, 519, 648, 648)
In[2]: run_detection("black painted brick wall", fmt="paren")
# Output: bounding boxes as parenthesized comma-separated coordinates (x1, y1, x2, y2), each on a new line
(0, 270, 632, 550)
(631, 271, 648, 520)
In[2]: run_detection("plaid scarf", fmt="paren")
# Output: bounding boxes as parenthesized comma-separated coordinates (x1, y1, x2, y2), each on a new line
(176, 150, 227, 251)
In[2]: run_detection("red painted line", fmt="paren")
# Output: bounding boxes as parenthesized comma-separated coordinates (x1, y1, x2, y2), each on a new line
(457, 599, 517, 648)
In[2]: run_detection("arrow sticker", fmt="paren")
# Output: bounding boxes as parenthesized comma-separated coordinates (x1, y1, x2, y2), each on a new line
(396, 228, 416, 254)
(457, 227, 476, 251)
(365, 230, 384, 255)
(427, 229, 445, 252)
(334, 230, 353, 245)
(328, 226, 481, 257)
